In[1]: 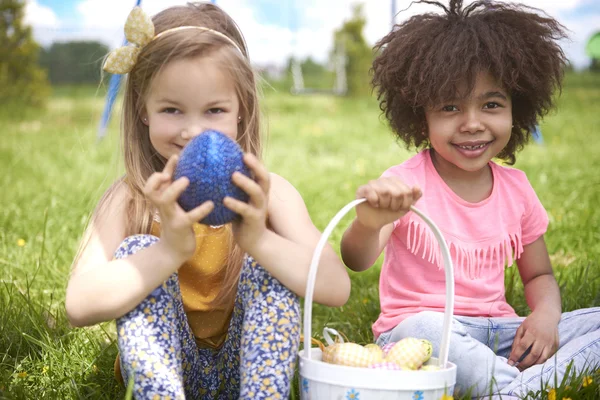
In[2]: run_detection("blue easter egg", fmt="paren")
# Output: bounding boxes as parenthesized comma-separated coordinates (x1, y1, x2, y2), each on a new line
(173, 130, 251, 226)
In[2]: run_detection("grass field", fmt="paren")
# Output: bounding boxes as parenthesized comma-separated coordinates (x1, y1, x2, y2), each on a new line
(1, 73, 600, 399)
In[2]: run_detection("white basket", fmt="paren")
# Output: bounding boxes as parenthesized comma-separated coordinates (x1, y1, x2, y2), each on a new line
(298, 199, 457, 400)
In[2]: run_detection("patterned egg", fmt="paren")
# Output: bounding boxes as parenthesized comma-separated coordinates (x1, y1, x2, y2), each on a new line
(365, 344, 385, 366)
(321, 344, 338, 364)
(326, 343, 384, 368)
(364, 343, 384, 355)
(369, 362, 405, 370)
(385, 337, 430, 370)
(381, 341, 396, 355)
(173, 130, 251, 226)
(420, 339, 433, 361)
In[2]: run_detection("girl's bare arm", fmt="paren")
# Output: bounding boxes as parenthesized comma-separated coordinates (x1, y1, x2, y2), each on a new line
(65, 183, 187, 327)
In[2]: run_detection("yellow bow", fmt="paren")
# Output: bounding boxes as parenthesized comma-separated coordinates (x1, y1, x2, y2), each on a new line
(103, 7, 154, 74)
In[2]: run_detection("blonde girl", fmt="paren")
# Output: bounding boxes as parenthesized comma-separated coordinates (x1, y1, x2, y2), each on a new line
(65, 3, 350, 399)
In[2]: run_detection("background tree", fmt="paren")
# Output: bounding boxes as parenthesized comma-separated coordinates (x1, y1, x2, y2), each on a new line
(586, 31, 600, 72)
(40, 41, 109, 84)
(0, 0, 50, 109)
(332, 4, 373, 96)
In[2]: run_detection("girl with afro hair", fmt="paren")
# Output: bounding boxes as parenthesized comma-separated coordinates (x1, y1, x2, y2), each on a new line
(341, 0, 600, 397)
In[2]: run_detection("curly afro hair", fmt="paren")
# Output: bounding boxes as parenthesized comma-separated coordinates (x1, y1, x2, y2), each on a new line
(372, 0, 568, 164)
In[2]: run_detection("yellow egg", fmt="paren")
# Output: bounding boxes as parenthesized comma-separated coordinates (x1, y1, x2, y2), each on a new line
(324, 343, 384, 368)
(420, 339, 433, 362)
(385, 337, 429, 370)
(321, 344, 338, 363)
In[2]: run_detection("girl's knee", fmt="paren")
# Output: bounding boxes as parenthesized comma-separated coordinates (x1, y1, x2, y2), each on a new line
(392, 311, 465, 344)
(401, 311, 446, 334)
(241, 256, 299, 304)
(114, 234, 159, 260)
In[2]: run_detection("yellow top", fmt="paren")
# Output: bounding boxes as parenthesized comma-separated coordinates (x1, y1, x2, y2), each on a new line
(150, 221, 235, 349)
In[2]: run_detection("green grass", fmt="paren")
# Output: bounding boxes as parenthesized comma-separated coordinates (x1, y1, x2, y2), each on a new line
(1, 74, 600, 399)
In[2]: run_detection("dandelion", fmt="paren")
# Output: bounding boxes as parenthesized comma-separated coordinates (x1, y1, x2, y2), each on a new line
(582, 375, 593, 387)
(42, 366, 49, 374)
(439, 395, 454, 400)
(92, 364, 98, 374)
(362, 298, 369, 304)
(547, 388, 556, 400)
(562, 397, 572, 400)
(17, 239, 26, 247)
(17, 371, 27, 378)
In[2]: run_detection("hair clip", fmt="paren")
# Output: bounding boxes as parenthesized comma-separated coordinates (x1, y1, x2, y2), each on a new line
(103, 7, 155, 74)
(103, 7, 244, 75)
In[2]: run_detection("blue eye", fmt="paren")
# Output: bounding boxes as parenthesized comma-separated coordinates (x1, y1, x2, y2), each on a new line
(207, 108, 224, 114)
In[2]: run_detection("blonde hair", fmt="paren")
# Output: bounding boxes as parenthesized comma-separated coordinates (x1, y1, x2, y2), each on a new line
(78, 2, 262, 305)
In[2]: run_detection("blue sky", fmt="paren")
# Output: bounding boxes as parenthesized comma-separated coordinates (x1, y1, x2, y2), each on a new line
(24, 0, 600, 68)
(34, 0, 312, 30)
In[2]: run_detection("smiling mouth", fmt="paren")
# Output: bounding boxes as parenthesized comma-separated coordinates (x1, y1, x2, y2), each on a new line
(453, 140, 494, 150)
(456, 143, 488, 150)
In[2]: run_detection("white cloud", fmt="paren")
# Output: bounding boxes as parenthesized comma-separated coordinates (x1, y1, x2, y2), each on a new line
(24, 0, 60, 28)
(24, 0, 596, 69)
(560, 14, 600, 69)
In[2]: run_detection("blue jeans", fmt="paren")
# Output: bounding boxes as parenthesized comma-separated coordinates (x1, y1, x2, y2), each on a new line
(376, 309, 600, 399)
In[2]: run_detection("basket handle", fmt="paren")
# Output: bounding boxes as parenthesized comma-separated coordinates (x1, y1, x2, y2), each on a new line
(303, 199, 455, 368)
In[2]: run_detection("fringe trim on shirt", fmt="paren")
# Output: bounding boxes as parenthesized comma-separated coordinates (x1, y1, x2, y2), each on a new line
(405, 219, 523, 279)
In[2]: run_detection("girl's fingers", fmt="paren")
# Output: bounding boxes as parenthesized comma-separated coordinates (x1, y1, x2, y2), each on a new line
(412, 186, 423, 202)
(540, 344, 555, 364)
(389, 181, 412, 211)
(159, 177, 189, 205)
(356, 178, 420, 211)
(143, 172, 171, 198)
(357, 182, 380, 207)
(187, 201, 215, 223)
(244, 153, 270, 194)
(232, 172, 266, 209)
(223, 196, 256, 219)
(163, 155, 179, 178)
(518, 342, 541, 370)
(508, 328, 529, 366)
(389, 194, 405, 211)
(366, 190, 379, 207)
(376, 181, 394, 209)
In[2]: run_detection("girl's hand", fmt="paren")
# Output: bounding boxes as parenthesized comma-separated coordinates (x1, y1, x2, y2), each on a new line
(223, 153, 270, 253)
(143, 155, 215, 261)
(355, 177, 422, 231)
(508, 310, 559, 370)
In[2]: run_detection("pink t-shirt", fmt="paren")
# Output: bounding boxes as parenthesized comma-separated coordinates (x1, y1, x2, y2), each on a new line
(373, 150, 549, 339)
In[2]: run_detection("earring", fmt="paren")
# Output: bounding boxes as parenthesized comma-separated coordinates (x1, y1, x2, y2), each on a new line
(142, 117, 148, 123)
(238, 116, 242, 122)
